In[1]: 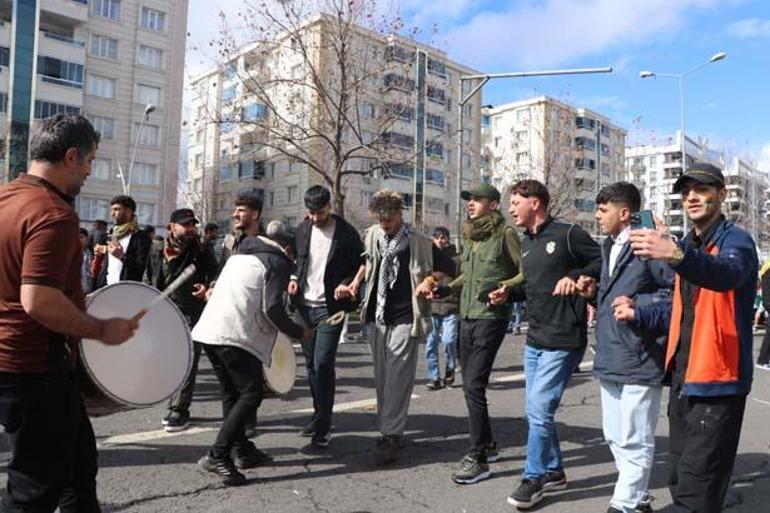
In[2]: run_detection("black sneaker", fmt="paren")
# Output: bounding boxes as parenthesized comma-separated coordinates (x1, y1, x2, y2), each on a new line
(485, 441, 500, 463)
(163, 410, 190, 432)
(372, 435, 401, 465)
(299, 422, 316, 437)
(197, 455, 246, 486)
(426, 379, 443, 391)
(444, 370, 455, 386)
(543, 470, 567, 492)
(311, 432, 331, 448)
(452, 455, 491, 484)
(507, 479, 544, 509)
(232, 443, 273, 469)
(635, 495, 654, 513)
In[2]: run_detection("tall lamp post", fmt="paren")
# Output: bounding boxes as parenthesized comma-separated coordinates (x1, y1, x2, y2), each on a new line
(639, 51, 727, 234)
(121, 103, 156, 196)
(455, 67, 613, 249)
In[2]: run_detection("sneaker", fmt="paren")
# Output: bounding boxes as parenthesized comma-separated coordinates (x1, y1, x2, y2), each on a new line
(756, 362, 770, 371)
(299, 422, 316, 437)
(426, 379, 443, 391)
(372, 435, 401, 465)
(444, 370, 455, 386)
(197, 455, 246, 486)
(485, 441, 500, 463)
(543, 470, 567, 492)
(515, 327, 522, 335)
(507, 479, 544, 509)
(232, 443, 273, 469)
(452, 455, 491, 484)
(311, 432, 331, 448)
(163, 410, 190, 432)
(635, 494, 655, 513)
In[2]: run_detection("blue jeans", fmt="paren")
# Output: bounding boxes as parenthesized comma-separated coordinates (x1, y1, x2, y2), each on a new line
(523, 344, 583, 480)
(425, 314, 458, 380)
(508, 302, 523, 331)
(297, 305, 343, 436)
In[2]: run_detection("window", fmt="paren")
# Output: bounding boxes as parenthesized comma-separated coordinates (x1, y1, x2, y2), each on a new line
(575, 116, 596, 130)
(220, 122, 235, 134)
(133, 163, 159, 184)
(0, 92, 7, 113)
(287, 186, 298, 203)
(219, 164, 232, 183)
(383, 74, 415, 92)
(92, 159, 111, 180)
(138, 45, 163, 69)
(34, 101, 80, 119)
(600, 143, 610, 156)
(516, 108, 530, 123)
(381, 131, 414, 149)
(79, 197, 109, 221)
(193, 154, 202, 168)
(359, 103, 376, 119)
(222, 85, 237, 103)
(383, 162, 411, 179)
(87, 74, 115, 98)
(575, 199, 596, 212)
(195, 129, 203, 144)
(135, 123, 160, 146)
(360, 190, 374, 206)
(425, 169, 445, 185)
(37, 57, 83, 88)
(242, 103, 267, 122)
(92, 0, 120, 21)
(385, 45, 415, 63)
(575, 136, 596, 150)
(462, 104, 473, 118)
(268, 191, 274, 207)
(384, 103, 414, 122)
(427, 58, 447, 77)
(238, 160, 265, 180)
(136, 84, 161, 106)
(0, 46, 9, 67)
(136, 203, 156, 225)
(223, 62, 237, 81)
(427, 114, 445, 131)
(89, 116, 115, 139)
(140, 7, 166, 31)
(426, 142, 443, 158)
(515, 130, 528, 145)
(575, 158, 596, 170)
(90, 35, 118, 60)
(515, 152, 528, 165)
(427, 86, 446, 105)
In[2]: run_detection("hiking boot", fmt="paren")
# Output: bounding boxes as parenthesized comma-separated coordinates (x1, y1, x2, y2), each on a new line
(372, 435, 401, 465)
(311, 432, 331, 448)
(163, 410, 190, 432)
(507, 479, 544, 509)
(232, 443, 273, 469)
(444, 370, 455, 386)
(485, 441, 500, 463)
(426, 379, 443, 391)
(451, 455, 491, 484)
(197, 455, 246, 486)
(543, 469, 567, 492)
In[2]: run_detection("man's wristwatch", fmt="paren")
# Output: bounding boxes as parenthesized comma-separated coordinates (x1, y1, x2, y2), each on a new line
(668, 244, 685, 265)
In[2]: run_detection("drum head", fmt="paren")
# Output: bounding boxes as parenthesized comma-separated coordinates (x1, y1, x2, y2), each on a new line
(81, 282, 193, 409)
(263, 332, 296, 394)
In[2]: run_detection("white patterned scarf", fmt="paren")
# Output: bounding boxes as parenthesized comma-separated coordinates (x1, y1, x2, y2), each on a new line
(375, 224, 410, 324)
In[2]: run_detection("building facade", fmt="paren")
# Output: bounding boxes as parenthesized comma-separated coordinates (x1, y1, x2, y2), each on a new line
(185, 14, 482, 235)
(481, 97, 626, 233)
(0, 0, 188, 228)
(626, 132, 770, 254)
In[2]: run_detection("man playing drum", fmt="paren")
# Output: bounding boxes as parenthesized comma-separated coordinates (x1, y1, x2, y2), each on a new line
(0, 114, 137, 512)
(192, 213, 313, 486)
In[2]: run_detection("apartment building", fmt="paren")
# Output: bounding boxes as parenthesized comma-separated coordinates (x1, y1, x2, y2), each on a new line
(481, 97, 626, 233)
(186, 13, 482, 234)
(626, 132, 770, 252)
(0, 0, 188, 228)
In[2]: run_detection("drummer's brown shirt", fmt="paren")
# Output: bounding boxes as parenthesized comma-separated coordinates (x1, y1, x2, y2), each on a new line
(0, 174, 83, 373)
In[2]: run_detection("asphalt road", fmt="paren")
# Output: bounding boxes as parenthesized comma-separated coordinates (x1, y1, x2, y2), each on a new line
(2, 329, 770, 512)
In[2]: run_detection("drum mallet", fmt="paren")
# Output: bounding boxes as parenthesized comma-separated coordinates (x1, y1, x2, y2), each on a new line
(132, 264, 197, 322)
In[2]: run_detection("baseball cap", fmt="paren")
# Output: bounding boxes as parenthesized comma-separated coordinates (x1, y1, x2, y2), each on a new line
(673, 162, 725, 193)
(169, 208, 199, 225)
(460, 183, 501, 202)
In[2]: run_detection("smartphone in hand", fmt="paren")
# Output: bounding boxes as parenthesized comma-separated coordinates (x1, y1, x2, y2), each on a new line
(630, 210, 655, 230)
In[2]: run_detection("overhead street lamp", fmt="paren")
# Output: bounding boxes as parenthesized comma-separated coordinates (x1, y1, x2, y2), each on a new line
(455, 66, 613, 249)
(121, 103, 157, 195)
(639, 51, 727, 234)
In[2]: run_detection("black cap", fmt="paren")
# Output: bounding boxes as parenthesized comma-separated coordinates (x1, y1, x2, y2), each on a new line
(169, 208, 199, 225)
(673, 162, 725, 193)
(460, 183, 501, 202)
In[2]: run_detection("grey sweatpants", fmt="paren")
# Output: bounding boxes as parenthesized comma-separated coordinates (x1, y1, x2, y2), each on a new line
(367, 322, 419, 436)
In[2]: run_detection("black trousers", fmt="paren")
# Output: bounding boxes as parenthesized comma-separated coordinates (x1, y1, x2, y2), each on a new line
(205, 345, 264, 459)
(667, 386, 747, 513)
(757, 329, 770, 364)
(459, 319, 508, 462)
(0, 368, 99, 513)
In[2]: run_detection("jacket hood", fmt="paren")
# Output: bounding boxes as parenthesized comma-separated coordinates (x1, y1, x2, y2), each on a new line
(236, 235, 292, 262)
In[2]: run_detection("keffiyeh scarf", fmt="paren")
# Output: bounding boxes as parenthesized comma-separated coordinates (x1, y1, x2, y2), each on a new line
(375, 224, 410, 324)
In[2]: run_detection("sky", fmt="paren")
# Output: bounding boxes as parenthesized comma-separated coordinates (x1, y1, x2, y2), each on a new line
(185, 0, 770, 170)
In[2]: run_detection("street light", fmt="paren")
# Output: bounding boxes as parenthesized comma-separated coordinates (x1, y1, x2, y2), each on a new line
(124, 103, 156, 195)
(455, 66, 613, 249)
(639, 51, 727, 234)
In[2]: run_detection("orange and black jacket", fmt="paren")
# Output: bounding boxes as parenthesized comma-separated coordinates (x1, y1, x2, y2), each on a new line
(634, 219, 758, 397)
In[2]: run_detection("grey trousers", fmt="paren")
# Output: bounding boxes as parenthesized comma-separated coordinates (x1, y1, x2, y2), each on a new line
(367, 322, 419, 437)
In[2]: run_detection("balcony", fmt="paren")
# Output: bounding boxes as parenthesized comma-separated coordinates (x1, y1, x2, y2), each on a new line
(40, 0, 88, 25)
(39, 31, 85, 64)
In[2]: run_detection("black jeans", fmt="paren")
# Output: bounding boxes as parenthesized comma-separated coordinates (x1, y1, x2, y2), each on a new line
(459, 319, 508, 462)
(758, 329, 770, 364)
(168, 341, 203, 414)
(298, 305, 343, 436)
(206, 345, 264, 459)
(667, 386, 747, 513)
(0, 368, 99, 513)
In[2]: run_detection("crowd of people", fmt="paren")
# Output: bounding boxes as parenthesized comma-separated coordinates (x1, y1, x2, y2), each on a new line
(0, 114, 764, 512)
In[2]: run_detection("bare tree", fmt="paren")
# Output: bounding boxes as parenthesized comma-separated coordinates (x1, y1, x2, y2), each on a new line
(205, 0, 441, 219)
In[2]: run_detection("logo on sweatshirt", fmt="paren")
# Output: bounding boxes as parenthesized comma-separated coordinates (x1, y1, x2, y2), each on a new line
(546, 241, 556, 254)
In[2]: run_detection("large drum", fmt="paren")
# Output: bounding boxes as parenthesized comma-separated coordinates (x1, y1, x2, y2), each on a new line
(80, 282, 193, 416)
(262, 332, 296, 395)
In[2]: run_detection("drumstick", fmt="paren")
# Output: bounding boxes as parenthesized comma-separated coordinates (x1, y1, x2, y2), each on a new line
(132, 264, 197, 322)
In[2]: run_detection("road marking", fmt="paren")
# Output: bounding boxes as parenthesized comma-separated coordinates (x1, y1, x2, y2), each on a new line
(492, 360, 594, 383)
